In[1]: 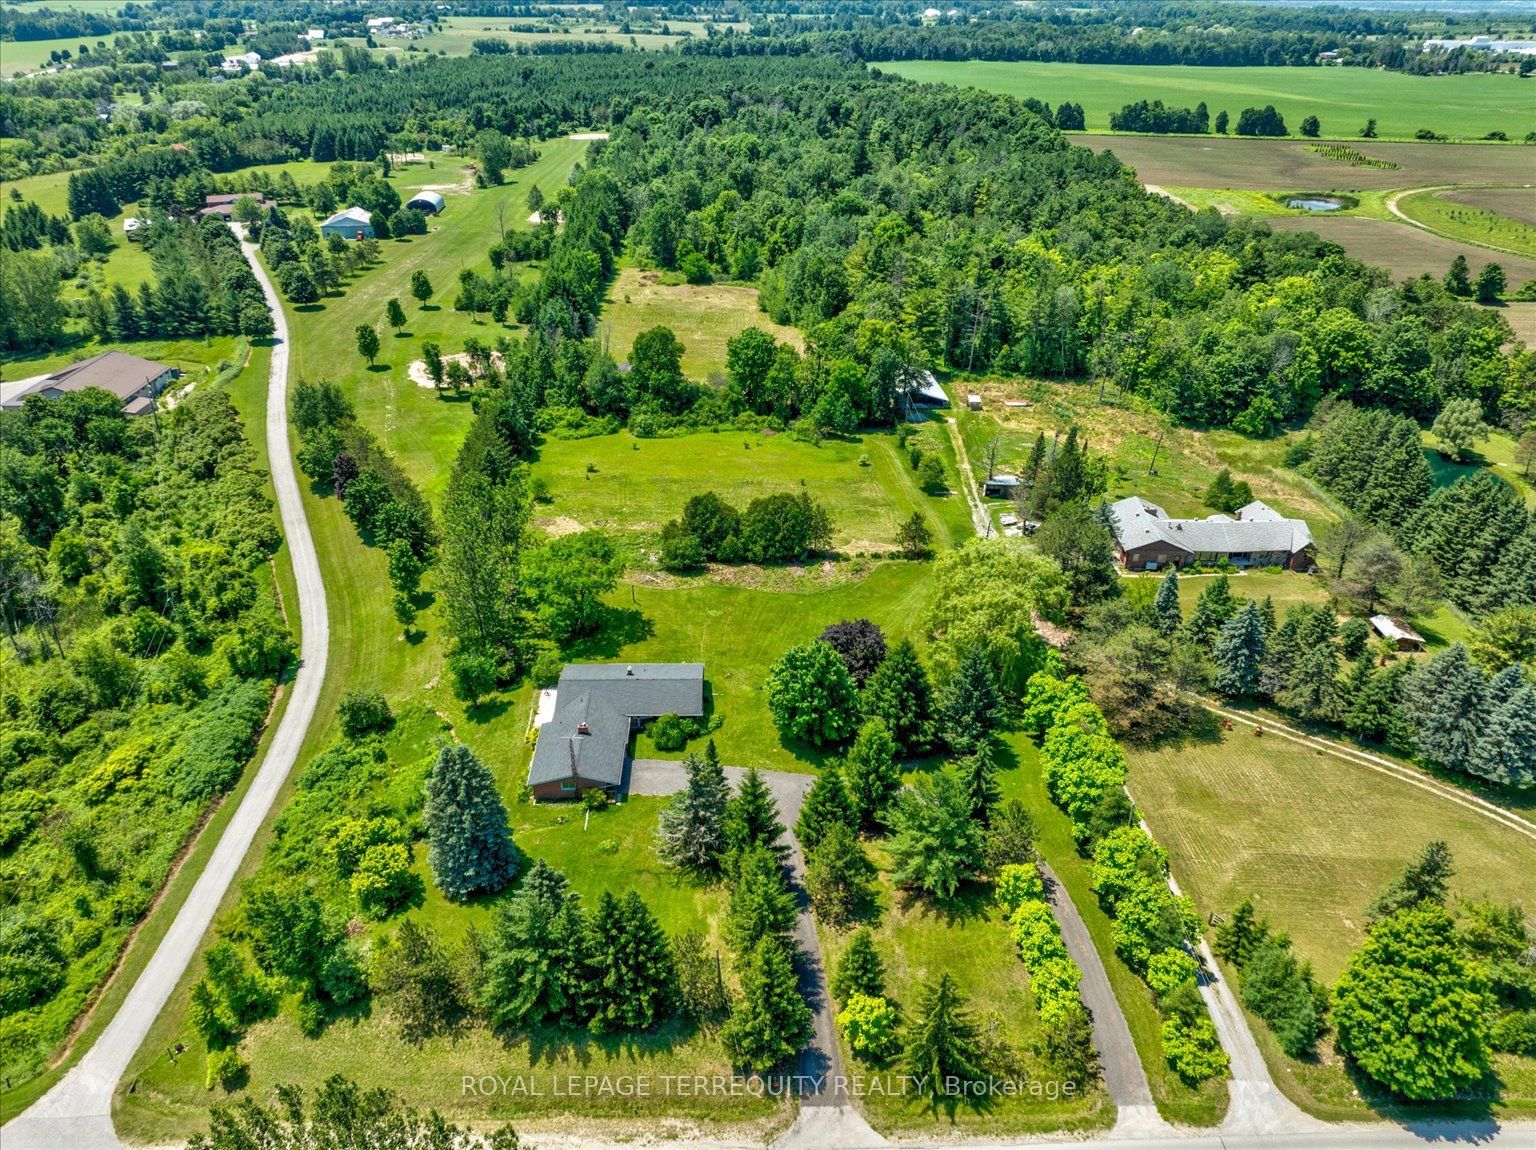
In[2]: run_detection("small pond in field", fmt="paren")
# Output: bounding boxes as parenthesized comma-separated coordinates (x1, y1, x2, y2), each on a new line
(1287, 196, 1346, 211)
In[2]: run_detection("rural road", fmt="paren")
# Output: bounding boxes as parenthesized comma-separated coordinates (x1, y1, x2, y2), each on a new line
(940, 413, 993, 538)
(0, 230, 329, 1150)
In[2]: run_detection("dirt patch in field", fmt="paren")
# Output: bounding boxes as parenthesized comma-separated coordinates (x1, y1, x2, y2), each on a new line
(407, 350, 504, 388)
(1267, 215, 1536, 290)
(568, 131, 610, 141)
(534, 515, 587, 537)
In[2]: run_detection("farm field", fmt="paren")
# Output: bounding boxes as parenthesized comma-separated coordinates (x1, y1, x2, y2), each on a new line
(1125, 721, 1536, 1120)
(600, 267, 803, 380)
(1266, 215, 1536, 290)
(1445, 185, 1536, 229)
(413, 13, 708, 54)
(821, 846, 1114, 1138)
(1067, 134, 1536, 191)
(530, 426, 969, 555)
(1000, 737, 1229, 1127)
(1396, 186, 1536, 259)
(888, 60, 1535, 141)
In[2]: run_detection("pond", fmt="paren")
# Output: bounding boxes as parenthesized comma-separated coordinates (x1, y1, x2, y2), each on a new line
(1286, 196, 1345, 212)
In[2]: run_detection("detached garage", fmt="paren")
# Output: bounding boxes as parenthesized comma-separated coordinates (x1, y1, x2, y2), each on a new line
(406, 190, 446, 216)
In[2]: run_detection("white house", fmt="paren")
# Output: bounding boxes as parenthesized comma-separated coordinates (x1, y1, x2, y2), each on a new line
(220, 51, 261, 73)
(305, 28, 326, 40)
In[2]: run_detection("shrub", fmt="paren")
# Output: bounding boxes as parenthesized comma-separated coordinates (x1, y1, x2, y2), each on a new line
(995, 863, 1045, 917)
(0, 909, 66, 1014)
(648, 712, 702, 751)
(1010, 900, 1069, 968)
(1492, 1011, 1536, 1056)
(351, 842, 417, 918)
(204, 1047, 247, 1091)
(1146, 948, 1200, 999)
(838, 993, 902, 1064)
(1110, 877, 1200, 974)
(530, 649, 564, 688)
(337, 689, 393, 739)
(1162, 1015, 1229, 1083)
(764, 640, 860, 748)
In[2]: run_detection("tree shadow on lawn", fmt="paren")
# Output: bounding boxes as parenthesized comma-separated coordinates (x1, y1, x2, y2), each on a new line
(1342, 1056, 1500, 1130)
(514, 1016, 704, 1067)
(559, 606, 654, 660)
(896, 881, 994, 930)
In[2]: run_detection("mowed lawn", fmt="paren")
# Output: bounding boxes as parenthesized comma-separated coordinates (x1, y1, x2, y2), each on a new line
(603, 565, 942, 771)
(600, 267, 804, 380)
(1126, 724, 1536, 980)
(887, 60, 1534, 141)
(1126, 722, 1536, 1120)
(284, 137, 592, 500)
(821, 851, 1114, 1138)
(531, 427, 971, 554)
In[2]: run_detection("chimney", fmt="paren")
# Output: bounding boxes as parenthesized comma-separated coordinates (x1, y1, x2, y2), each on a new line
(577, 721, 590, 735)
(625, 665, 634, 676)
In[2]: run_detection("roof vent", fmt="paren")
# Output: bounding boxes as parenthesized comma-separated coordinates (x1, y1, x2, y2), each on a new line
(625, 666, 634, 676)
(577, 721, 590, 735)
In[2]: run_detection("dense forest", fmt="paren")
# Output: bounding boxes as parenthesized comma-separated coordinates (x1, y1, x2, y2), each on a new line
(0, 388, 291, 1086)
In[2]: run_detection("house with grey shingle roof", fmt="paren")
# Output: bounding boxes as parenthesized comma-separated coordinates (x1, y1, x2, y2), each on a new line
(1106, 496, 1314, 572)
(527, 663, 704, 800)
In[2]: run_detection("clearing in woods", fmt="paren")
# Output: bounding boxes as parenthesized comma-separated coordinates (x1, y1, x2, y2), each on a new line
(599, 266, 804, 380)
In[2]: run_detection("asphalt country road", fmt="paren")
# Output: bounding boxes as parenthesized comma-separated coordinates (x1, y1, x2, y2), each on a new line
(0, 229, 329, 1150)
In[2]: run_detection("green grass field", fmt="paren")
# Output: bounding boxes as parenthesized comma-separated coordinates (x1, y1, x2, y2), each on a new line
(885, 60, 1535, 141)
(999, 736, 1229, 1127)
(531, 425, 970, 554)
(415, 14, 688, 54)
(283, 138, 590, 499)
(1397, 186, 1536, 259)
(601, 266, 804, 380)
(1124, 719, 1536, 1120)
(821, 846, 1113, 1138)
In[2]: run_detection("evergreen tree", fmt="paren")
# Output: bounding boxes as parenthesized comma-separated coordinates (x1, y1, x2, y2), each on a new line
(423, 743, 518, 902)
(656, 749, 730, 873)
(983, 799, 1038, 873)
(936, 642, 1001, 755)
(843, 717, 903, 831)
(961, 740, 1000, 824)
(1402, 645, 1487, 771)
(727, 845, 797, 953)
(1470, 669, 1536, 787)
(1214, 898, 1268, 968)
(861, 638, 932, 758)
(721, 937, 813, 1072)
(1183, 574, 1236, 648)
(1257, 595, 1277, 635)
(1342, 660, 1411, 748)
(586, 891, 677, 1033)
(1153, 570, 1182, 635)
(480, 882, 588, 1028)
(831, 928, 886, 1002)
(806, 822, 875, 926)
(1367, 840, 1454, 921)
(724, 767, 788, 863)
(795, 763, 856, 853)
(886, 769, 983, 900)
(903, 973, 987, 1100)
(1444, 254, 1471, 296)
(1212, 600, 1267, 697)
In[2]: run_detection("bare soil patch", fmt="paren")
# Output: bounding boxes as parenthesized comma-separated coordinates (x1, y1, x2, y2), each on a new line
(1439, 186, 1536, 229)
(1267, 215, 1536, 289)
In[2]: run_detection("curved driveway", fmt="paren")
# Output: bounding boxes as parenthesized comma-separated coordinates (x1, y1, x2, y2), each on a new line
(1, 230, 328, 1150)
